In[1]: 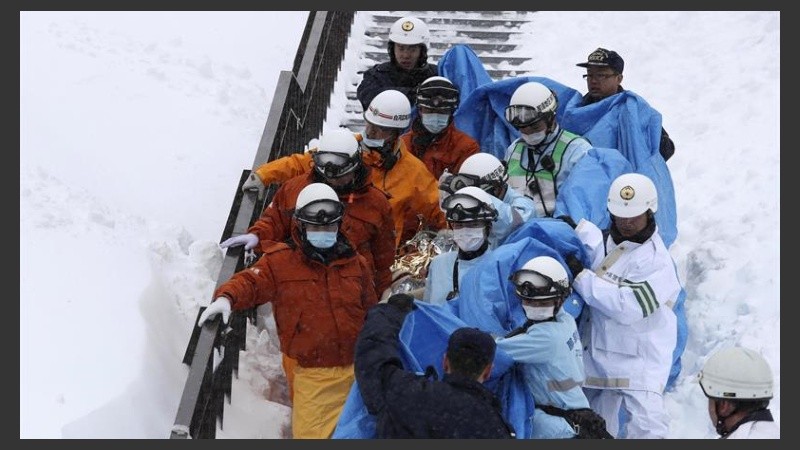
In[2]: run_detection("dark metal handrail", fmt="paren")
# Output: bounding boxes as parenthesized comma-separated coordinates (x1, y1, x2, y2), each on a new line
(170, 11, 355, 439)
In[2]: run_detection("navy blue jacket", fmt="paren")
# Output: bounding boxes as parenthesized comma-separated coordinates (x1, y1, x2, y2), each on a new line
(354, 303, 515, 439)
(357, 61, 438, 110)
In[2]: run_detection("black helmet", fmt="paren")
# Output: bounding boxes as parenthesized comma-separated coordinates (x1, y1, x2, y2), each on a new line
(416, 76, 459, 112)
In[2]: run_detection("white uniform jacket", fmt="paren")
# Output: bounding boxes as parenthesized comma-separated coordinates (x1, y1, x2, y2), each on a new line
(726, 418, 780, 439)
(572, 219, 680, 394)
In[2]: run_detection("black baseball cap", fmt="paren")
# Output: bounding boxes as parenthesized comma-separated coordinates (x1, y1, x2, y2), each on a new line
(576, 47, 624, 74)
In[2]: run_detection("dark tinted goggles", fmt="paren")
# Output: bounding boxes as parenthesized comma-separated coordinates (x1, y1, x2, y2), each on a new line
(439, 173, 480, 194)
(442, 193, 497, 222)
(294, 199, 344, 225)
(313, 151, 359, 178)
(509, 269, 561, 300)
(504, 105, 544, 128)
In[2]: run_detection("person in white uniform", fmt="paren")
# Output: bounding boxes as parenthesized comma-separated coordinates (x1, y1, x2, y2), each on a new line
(566, 172, 681, 438)
(698, 346, 779, 439)
(423, 186, 498, 305)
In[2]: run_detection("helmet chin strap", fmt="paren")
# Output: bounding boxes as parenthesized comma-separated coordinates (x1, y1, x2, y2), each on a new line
(713, 400, 736, 436)
(377, 139, 399, 170)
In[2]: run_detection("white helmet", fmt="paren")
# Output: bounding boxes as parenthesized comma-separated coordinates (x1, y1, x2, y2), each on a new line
(511, 255, 571, 301)
(388, 16, 430, 47)
(505, 82, 558, 128)
(441, 153, 508, 197)
(294, 183, 344, 225)
(459, 153, 508, 183)
(607, 172, 658, 218)
(364, 90, 411, 129)
(313, 129, 361, 178)
(698, 347, 774, 400)
(441, 186, 498, 223)
(318, 129, 359, 156)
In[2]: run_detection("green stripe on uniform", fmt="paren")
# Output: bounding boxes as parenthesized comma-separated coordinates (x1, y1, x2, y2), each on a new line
(622, 279, 659, 317)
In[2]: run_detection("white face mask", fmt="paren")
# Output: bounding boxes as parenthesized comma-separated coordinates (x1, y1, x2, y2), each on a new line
(452, 226, 485, 252)
(522, 304, 555, 321)
(521, 130, 546, 146)
(421, 113, 450, 134)
(361, 137, 385, 149)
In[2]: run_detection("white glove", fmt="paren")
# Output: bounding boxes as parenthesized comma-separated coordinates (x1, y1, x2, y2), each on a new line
(242, 172, 266, 199)
(198, 297, 232, 327)
(220, 233, 259, 250)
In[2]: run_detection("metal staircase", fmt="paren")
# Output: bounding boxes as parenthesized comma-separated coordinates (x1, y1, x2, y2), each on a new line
(337, 11, 537, 130)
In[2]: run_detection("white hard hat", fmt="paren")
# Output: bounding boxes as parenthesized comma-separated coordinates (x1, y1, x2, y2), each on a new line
(505, 82, 558, 128)
(458, 153, 507, 183)
(388, 16, 430, 47)
(313, 129, 361, 178)
(294, 183, 344, 225)
(364, 90, 411, 129)
(698, 347, 774, 400)
(318, 129, 359, 156)
(511, 256, 570, 300)
(441, 186, 498, 223)
(607, 172, 658, 218)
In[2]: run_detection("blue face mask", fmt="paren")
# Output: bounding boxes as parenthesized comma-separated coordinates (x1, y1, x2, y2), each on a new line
(306, 231, 337, 249)
(421, 113, 450, 134)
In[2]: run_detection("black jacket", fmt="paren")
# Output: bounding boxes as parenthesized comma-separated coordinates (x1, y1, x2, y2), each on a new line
(354, 303, 515, 439)
(357, 61, 438, 110)
(581, 88, 675, 161)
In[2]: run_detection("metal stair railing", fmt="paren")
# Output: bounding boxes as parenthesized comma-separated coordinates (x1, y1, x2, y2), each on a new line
(170, 10, 354, 439)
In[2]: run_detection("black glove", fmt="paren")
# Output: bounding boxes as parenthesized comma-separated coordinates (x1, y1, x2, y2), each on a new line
(556, 215, 578, 229)
(565, 253, 584, 279)
(387, 293, 416, 313)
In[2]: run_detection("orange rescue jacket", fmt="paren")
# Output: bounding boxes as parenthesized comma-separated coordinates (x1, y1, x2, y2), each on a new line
(215, 226, 377, 368)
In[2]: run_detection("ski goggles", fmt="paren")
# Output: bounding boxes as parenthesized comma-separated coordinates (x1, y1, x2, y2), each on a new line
(504, 105, 546, 128)
(439, 172, 499, 195)
(312, 151, 359, 178)
(441, 193, 497, 222)
(294, 199, 344, 225)
(509, 269, 565, 300)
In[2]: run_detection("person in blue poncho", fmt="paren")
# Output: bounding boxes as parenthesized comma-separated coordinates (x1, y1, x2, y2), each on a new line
(503, 81, 592, 218)
(575, 47, 675, 162)
(495, 255, 611, 439)
(423, 186, 498, 305)
(353, 293, 516, 439)
(439, 153, 535, 248)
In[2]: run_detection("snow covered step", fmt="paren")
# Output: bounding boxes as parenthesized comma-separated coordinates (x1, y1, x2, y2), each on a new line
(337, 11, 536, 132)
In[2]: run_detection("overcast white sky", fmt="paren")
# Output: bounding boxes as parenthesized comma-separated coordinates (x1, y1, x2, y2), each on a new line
(20, 11, 779, 439)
